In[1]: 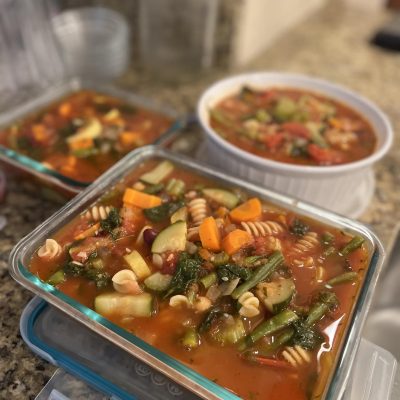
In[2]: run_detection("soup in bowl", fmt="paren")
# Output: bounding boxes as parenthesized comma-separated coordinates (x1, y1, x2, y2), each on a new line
(197, 73, 393, 217)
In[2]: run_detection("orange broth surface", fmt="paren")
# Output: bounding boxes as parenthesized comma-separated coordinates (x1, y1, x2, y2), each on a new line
(210, 87, 376, 166)
(0, 90, 173, 183)
(29, 159, 370, 400)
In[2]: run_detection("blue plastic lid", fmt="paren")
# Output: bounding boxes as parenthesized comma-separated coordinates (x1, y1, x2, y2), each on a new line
(20, 297, 397, 400)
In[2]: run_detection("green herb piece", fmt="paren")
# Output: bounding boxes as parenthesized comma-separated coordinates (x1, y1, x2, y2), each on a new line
(164, 252, 202, 298)
(100, 208, 121, 237)
(46, 270, 66, 286)
(217, 264, 251, 282)
(321, 231, 335, 245)
(143, 183, 164, 194)
(291, 319, 324, 350)
(144, 200, 185, 223)
(289, 219, 310, 237)
(85, 268, 111, 289)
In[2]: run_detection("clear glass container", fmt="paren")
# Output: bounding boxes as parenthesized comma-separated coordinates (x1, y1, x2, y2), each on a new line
(0, 79, 183, 199)
(10, 146, 385, 399)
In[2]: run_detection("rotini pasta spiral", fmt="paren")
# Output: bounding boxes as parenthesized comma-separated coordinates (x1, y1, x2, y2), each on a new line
(188, 198, 207, 226)
(37, 239, 62, 259)
(187, 226, 200, 241)
(240, 221, 284, 237)
(293, 232, 319, 254)
(238, 291, 260, 317)
(293, 256, 314, 268)
(85, 205, 111, 222)
(282, 345, 311, 367)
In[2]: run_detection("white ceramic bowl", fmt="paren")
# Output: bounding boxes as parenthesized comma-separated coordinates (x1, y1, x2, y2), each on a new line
(197, 72, 393, 217)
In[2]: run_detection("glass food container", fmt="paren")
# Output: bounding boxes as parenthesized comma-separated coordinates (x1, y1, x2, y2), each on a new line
(0, 79, 183, 200)
(9, 146, 385, 399)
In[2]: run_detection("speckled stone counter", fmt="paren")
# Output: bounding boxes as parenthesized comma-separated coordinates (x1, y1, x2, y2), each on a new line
(1, 3, 399, 398)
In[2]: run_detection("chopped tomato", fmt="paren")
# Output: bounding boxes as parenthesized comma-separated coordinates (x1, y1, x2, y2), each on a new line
(307, 144, 344, 165)
(281, 122, 310, 139)
(263, 133, 285, 151)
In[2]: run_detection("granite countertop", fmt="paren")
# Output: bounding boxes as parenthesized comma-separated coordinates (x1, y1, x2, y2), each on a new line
(1, 3, 399, 398)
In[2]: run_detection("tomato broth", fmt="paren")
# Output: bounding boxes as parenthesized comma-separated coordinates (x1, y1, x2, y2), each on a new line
(29, 159, 369, 399)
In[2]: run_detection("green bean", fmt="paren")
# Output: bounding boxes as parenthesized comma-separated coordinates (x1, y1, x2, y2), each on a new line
(306, 291, 338, 326)
(245, 309, 299, 347)
(200, 272, 218, 289)
(231, 251, 284, 300)
(325, 271, 358, 288)
(212, 252, 229, 267)
(243, 328, 295, 358)
(340, 236, 365, 256)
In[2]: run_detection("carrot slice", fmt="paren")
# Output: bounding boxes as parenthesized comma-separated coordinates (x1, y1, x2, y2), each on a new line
(222, 229, 252, 255)
(119, 131, 141, 147)
(58, 102, 72, 117)
(74, 223, 101, 240)
(230, 198, 262, 222)
(68, 138, 94, 151)
(123, 188, 162, 209)
(199, 216, 221, 251)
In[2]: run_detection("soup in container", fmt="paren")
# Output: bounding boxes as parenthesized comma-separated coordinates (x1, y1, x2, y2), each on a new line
(197, 72, 393, 217)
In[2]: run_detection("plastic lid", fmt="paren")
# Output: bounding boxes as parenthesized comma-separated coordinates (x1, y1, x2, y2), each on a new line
(20, 297, 397, 400)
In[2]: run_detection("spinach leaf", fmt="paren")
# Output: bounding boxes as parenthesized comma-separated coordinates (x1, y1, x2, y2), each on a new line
(144, 200, 185, 222)
(164, 252, 202, 298)
(217, 264, 251, 282)
(291, 319, 323, 350)
(100, 207, 121, 237)
(289, 218, 310, 237)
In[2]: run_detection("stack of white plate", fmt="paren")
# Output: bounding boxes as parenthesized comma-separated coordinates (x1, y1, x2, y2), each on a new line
(52, 7, 130, 80)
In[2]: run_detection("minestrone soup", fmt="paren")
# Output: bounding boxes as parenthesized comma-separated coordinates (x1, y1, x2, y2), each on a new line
(30, 159, 370, 399)
(0, 90, 173, 182)
(210, 87, 376, 166)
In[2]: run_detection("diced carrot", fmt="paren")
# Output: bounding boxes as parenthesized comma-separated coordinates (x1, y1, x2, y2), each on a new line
(199, 216, 221, 251)
(328, 117, 342, 129)
(215, 206, 229, 218)
(68, 138, 94, 151)
(230, 198, 262, 222)
(222, 229, 252, 255)
(32, 124, 47, 142)
(119, 131, 141, 147)
(74, 223, 101, 240)
(58, 102, 72, 117)
(123, 188, 162, 209)
(198, 247, 212, 261)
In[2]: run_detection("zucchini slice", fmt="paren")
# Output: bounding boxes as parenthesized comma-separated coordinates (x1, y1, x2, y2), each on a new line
(256, 278, 295, 314)
(94, 292, 153, 317)
(203, 188, 239, 209)
(151, 221, 187, 253)
(144, 272, 172, 291)
(140, 161, 174, 184)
